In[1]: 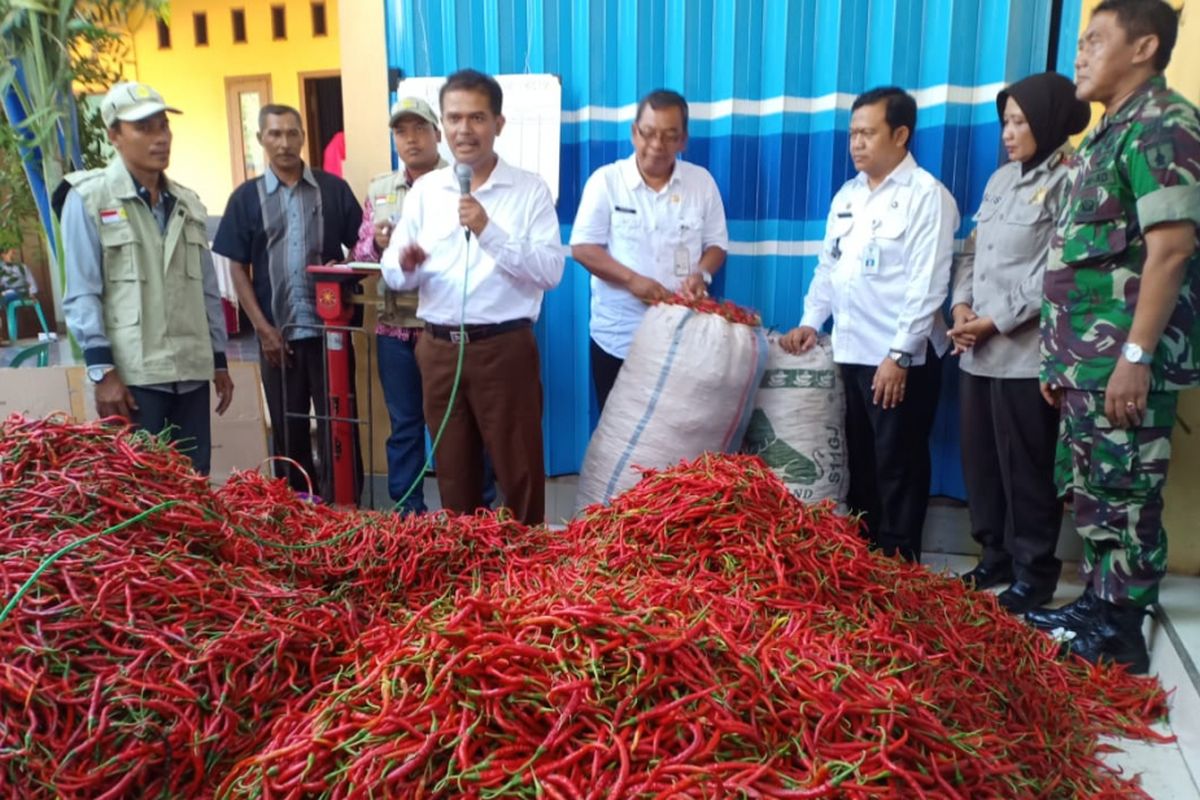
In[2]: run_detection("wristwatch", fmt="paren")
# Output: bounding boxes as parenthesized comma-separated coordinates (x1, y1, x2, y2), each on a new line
(87, 365, 114, 384)
(1121, 342, 1153, 365)
(888, 350, 912, 368)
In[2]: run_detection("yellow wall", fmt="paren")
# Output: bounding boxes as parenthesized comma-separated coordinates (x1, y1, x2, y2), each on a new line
(125, 0, 341, 213)
(1166, 3, 1200, 102)
(337, 0, 390, 199)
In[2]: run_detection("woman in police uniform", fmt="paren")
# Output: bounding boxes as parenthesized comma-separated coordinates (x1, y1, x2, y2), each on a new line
(951, 72, 1091, 612)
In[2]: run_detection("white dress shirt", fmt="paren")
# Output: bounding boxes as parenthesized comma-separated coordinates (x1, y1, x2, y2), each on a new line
(799, 153, 959, 367)
(381, 158, 565, 325)
(570, 155, 729, 359)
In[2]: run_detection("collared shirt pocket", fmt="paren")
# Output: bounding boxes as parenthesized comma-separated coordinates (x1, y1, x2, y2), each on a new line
(972, 195, 1000, 225)
(996, 197, 1053, 263)
(868, 211, 909, 275)
(1060, 200, 1129, 268)
(610, 208, 644, 240)
(826, 214, 855, 261)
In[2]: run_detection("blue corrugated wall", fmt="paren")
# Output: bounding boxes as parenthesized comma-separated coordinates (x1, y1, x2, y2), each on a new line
(385, 0, 1071, 495)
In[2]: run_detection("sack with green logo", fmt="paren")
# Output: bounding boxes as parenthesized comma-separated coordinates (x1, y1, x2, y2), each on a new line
(741, 335, 847, 505)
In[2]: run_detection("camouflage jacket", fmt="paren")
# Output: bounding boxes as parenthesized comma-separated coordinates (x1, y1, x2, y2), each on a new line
(1041, 75, 1200, 392)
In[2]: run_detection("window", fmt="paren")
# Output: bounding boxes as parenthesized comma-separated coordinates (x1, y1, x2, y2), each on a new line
(311, 2, 328, 37)
(156, 18, 171, 49)
(270, 5, 287, 40)
(193, 12, 208, 46)
(225, 75, 273, 186)
(231, 9, 247, 43)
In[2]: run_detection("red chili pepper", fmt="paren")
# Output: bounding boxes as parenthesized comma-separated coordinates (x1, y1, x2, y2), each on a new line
(1, 416, 1175, 799)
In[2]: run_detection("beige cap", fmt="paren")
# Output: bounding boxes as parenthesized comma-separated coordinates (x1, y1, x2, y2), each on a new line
(101, 82, 181, 128)
(389, 96, 438, 128)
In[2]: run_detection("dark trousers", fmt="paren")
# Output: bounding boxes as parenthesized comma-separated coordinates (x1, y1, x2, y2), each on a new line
(590, 338, 624, 414)
(260, 336, 362, 501)
(960, 373, 1063, 590)
(841, 347, 942, 561)
(377, 332, 497, 514)
(128, 384, 212, 476)
(416, 327, 545, 524)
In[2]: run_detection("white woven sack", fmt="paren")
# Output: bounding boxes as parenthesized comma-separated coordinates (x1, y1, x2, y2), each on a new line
(575, 303, 768, 512)
(740, 335, 848, 504)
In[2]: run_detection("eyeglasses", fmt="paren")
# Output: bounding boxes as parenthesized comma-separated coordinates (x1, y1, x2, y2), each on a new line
(635, 126, 683, 146)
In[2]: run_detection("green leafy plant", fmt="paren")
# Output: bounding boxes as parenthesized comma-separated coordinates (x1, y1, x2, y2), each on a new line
(0, 122, 36, 251)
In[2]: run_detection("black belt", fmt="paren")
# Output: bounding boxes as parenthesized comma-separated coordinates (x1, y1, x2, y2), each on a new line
(425, 318, 531, 344)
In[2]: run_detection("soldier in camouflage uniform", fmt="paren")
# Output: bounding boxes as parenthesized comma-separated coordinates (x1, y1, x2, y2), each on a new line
(1030, 0, 1200, 674)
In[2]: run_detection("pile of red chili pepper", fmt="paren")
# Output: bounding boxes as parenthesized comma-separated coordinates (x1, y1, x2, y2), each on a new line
(661, 293, 763, 326)
(0, 415, 1174, 798)
(0, 416, 362, 797)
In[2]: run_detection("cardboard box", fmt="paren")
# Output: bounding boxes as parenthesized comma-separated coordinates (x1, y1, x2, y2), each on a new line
(2, 362, 268, 485)
(0, 367, 76, 419)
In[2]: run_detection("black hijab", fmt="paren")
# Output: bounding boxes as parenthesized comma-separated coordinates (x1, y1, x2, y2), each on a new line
(996, 72, 1091, 174)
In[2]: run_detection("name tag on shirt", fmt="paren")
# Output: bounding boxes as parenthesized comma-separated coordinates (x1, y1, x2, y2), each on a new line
(673, 246, 691, 277)
(862, 242, 881, 273)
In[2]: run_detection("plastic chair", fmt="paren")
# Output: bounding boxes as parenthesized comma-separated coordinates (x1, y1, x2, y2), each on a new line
(5, 297, 49, 342)
(4, 298, 54, 367)
(8, 341, 49, 367)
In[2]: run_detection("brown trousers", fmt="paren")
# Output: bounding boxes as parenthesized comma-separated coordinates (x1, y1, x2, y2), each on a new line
(415, 327, 545, 524)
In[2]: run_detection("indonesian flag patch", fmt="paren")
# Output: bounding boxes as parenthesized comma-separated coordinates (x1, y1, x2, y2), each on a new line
(99, 207, 127, 225)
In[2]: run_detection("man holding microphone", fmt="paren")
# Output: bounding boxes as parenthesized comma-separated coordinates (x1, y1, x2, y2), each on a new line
(380, 69, 564, 525)
(351, 96, 496, 514)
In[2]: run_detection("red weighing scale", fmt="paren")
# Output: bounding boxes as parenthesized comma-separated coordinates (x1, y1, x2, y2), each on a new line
(305, 262, 380, 506)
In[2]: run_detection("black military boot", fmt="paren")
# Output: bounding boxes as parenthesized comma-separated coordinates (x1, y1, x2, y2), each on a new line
(1025, 586, 1098, 632)
(1063, 600, 1151, 675)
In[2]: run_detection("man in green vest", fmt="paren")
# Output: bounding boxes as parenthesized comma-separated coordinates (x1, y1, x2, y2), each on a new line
(351, 95, 494, 512)
(62, 81, 234, 475)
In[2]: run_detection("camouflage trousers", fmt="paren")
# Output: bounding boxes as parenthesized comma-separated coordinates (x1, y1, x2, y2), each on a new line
(1055, 389, 1178, 607)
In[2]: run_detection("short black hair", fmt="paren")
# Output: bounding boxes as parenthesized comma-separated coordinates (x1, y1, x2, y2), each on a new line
(439, 69, 503, 116)
(635, 89, 690, 133)
(259, 104, 303, 132)
(1094, 0, 1180, 71)
(851, 87, 918, 148)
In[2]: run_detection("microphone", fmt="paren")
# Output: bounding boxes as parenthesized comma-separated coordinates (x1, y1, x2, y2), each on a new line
(453, 163, 473, 240)
(454, 162, 472, 195)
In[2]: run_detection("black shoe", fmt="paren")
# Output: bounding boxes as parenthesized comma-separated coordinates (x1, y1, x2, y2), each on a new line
(997, 581, 1056, 615)
(959, 561, 1014, 590)
(1025, 586, 1098, 632)
(1061, 600, 1150, 675)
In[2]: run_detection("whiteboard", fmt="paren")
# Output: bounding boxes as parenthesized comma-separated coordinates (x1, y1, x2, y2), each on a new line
(395, 74, 562, 203)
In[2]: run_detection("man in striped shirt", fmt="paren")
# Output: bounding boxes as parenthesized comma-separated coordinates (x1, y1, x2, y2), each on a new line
(214, 104, 363, 501)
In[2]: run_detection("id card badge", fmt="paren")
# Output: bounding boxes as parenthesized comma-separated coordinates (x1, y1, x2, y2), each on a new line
(862, 242, 881, 273)
(673, 246, 691, 278)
